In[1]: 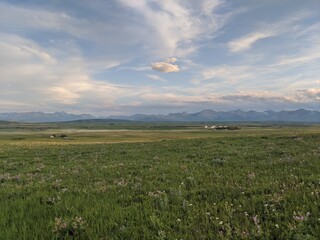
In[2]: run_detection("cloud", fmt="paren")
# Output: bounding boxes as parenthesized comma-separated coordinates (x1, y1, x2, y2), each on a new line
(145, 74, 167, 82)
(138, 89, 320, 112)
(190, 64, 254, 85)
(118, 0, 228, 57)
(254, 24, 320, 75)
(276, 54, 320, 68)
(166, 57, 177, 63)
(295, 89, 320, 102)
(0, 1, 319, 115)
(193, 20, 320, 86)
(151, 62, 180, 73)
(197, 65, 251, 83)
(0, 33, 148, 114)
(201, 0, 224, 17)
(141, 93, 206, 105)
(228, 31, 276, 52)
(0, 2, 144, 72)
(227, 10, 315, 53)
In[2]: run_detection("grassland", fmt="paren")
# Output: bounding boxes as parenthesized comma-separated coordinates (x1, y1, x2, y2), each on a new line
(0, 123, 319, 239)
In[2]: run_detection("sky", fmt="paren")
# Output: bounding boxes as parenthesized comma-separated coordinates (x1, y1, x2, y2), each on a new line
(0, 0, 319, 116)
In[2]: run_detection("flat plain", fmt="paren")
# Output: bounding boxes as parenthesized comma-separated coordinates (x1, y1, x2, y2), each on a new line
(0, 122, 319, 239)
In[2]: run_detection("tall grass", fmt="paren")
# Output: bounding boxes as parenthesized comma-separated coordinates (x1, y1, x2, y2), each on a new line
(0, 130, 319, 239)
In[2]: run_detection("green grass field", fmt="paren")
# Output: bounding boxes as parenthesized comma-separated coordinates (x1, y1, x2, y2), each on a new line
(0, 123, 319, 239)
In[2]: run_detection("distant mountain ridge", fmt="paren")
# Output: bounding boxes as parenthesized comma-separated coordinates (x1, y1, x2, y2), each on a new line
(0, 109, 319, 123)
(110, 109, 320, 123)
(0, 111, 95, 123)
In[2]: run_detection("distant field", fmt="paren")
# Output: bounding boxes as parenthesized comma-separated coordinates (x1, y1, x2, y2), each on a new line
(0, 123, 319, 239)
(0, 121, 319, 144)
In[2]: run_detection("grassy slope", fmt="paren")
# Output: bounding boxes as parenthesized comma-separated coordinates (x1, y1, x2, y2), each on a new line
(0, 126, 319, 239)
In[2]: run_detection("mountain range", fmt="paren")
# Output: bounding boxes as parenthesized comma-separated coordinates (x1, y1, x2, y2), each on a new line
(0, 109, 319, 123)
(110, 109, 320, 123)
(0, 111, 95, 123)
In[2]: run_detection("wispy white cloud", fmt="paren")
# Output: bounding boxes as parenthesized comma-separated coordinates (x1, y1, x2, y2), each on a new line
(228, 10, 316, 53)
(118, 0, 227, 57)
(0, 2, 72, 32)
(145, 74, 167, 82)
(0, 2, 141, 72)
(195, 19, 320, 88)
(0, 33, 148, 114)
(228, 31, 276, 52)
(272, 43, 320, 69)
(201, 0, 224, 17)
(166, 57, 178, 63)
(193, 65, 251, 84)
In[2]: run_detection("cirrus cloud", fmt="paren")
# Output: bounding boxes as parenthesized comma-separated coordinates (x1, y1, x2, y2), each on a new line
(228, 31, 276, 52)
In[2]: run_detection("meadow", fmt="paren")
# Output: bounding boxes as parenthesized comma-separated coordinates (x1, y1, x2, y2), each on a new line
(0, 122, 319, 239)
